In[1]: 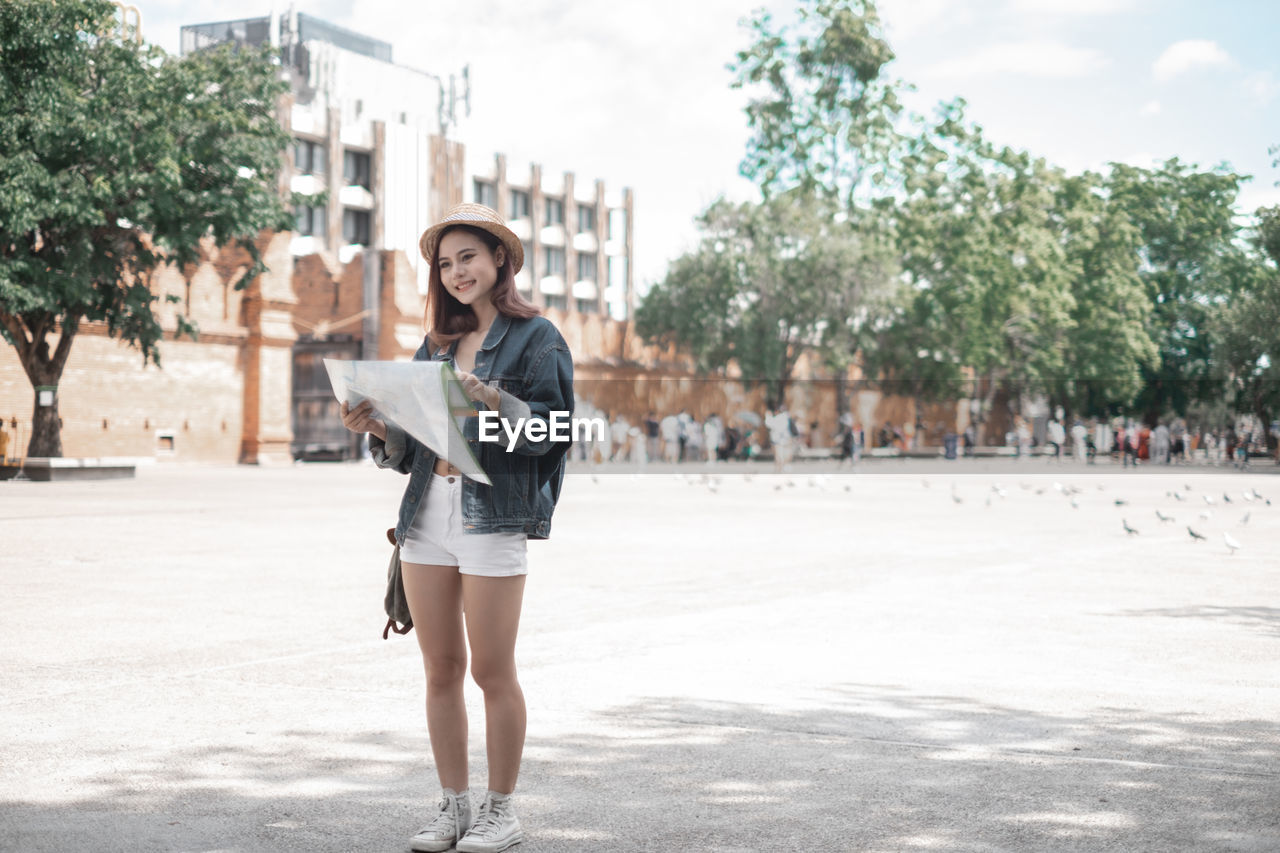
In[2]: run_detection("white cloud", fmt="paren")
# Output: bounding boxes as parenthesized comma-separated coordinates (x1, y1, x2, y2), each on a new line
(878, 0, 976, 41)
(1117, 151, 1159, 169)
(1152, 40, 1234, 82)
(1242, 71, 1280, 105)
(1005, 0, 1140, 15)
(921, 41, 1109, 79)
(1139, 100, 1161, 117)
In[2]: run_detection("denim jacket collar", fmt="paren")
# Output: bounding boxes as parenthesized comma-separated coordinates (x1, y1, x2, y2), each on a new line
(434, 312, 513, 362)
(480, 312, 513, 352)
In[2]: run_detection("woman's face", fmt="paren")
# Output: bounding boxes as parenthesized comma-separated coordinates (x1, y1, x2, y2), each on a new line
(437, 229, 505, 308)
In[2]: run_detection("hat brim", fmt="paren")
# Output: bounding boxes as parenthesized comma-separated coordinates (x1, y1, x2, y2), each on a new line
(419, 220, 524, 275)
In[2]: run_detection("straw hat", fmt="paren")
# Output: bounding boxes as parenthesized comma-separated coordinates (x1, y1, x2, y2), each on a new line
(419, 203, 524, 274)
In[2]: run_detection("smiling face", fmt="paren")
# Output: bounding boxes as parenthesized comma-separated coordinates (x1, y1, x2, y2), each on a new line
(436, 228, 506, 309)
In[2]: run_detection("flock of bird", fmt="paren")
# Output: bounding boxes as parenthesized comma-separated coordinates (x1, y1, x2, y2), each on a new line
(934, 477, 1268, 556)
(588, 469, 1271, 557)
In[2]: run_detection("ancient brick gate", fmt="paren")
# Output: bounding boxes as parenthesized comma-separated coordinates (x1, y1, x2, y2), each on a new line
(291, 339, 362, 461)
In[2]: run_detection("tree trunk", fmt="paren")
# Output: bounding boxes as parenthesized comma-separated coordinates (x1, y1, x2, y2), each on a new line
(834, 373, 850, 425)
(28, 388, 63, 458)
(9, 314, 79, 459)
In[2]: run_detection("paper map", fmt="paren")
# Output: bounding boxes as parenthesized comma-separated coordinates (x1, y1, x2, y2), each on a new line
(323, 359, 491, 485)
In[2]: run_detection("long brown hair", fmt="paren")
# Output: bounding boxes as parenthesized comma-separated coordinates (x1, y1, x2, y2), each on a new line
(424, 224, 539, 349)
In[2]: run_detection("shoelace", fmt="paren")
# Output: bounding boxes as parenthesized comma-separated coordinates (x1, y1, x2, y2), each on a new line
(418, 797, 458, 837)
(466, 799, 510, 839)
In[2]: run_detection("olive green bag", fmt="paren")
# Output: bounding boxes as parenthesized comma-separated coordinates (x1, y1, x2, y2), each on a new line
(383, 528, 413, 639)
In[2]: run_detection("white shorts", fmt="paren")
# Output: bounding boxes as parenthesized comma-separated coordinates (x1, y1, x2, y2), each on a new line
(400, 474, 528, 577)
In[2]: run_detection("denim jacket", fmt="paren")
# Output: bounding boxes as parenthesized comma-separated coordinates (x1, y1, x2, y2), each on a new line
(369, 313, 573, 542)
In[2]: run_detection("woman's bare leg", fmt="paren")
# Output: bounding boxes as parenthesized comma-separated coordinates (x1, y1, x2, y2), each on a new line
(402, 561, 468, 792)
(461, 574, 527, 794)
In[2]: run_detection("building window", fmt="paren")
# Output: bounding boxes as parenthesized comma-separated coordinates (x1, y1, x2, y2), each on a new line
(295, 204, 326, 237)
(608, 208, 626, 240)
(343, 150, 371, 189)
(343, 208, 371, 245)
(577, 204, 596, 234)
(510, 189, 531, 220)
(521, 240, 532, 269)
(295, 139, 326, 177)
(544, 293, 567, 311)
(576, 253, 597, 281)
(575, 298, 598, 314)
(545, 197, 564, 227)
(544, 246, 565, 277)
(474, 179, 497, 209)
(609, 256, 628, 289)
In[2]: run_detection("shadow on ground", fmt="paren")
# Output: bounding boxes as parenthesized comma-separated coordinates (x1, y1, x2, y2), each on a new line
(1110, 605, 1280, 639)
(2, 685, 1278, 852)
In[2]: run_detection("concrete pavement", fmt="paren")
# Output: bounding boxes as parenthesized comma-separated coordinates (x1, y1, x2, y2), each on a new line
(2, 460, 1278, 851)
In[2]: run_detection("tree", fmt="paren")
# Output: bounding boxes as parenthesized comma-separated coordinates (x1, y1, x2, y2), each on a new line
(1049, 171, 1158, 418)
(0, 0, 293, 457)
(636, 193, 872, 406)
(732, 0, 905, 208)
(1105, 159, 1250, 422)
(891, 107, 1081, 424)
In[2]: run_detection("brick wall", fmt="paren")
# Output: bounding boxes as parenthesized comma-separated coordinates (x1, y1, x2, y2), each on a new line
(0, 241, 970, 463)
(0, 327, 245, 461)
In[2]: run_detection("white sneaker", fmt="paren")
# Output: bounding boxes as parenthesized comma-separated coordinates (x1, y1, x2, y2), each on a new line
(410, 788, 472, 853)
(455, 791, 524, 853)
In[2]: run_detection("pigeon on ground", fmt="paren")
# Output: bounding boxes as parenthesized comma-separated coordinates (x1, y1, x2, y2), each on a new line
(1155, 509, 1174, 523)
(1172, 492, 1186, 501)
(1199, 510, 1212, 521)
(1070, 496, 1080, 509)
(1187, 526, 1207, 541)
(952, 492, 963, 505)
(1114, 499, 1128, 507)
(1242, 492, 1254, 502)
(1123, 519, 1139, 536)
(1203, 494, 1215, 505)
(1252, 488, 1264, 500)
(1223, 493, 1232, 503)
(1224, 532, 1242, 555)
(1240, 512, 1250, 526)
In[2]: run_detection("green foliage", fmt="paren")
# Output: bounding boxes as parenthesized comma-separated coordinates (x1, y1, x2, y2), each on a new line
(1207, 260, 1280, 426)
(1105, 159, 1252, 418)
(637, 193, 894, 403)
(0, 0, 292, 455)
(731, 0, 905, 208)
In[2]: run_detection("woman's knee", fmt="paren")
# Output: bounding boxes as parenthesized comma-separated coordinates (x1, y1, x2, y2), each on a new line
(425, 655, 467, 690)
(470, 658, 518, 695)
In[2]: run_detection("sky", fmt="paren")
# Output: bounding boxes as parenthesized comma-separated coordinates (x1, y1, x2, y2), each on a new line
(139, 0, 1280, 289)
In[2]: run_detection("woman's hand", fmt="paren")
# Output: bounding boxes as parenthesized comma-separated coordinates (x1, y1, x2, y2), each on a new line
(340, 400, 387, 441)
(455, 371, 501, 410)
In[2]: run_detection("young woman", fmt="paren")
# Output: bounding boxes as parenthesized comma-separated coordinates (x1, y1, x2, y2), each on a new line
(341, 203, 573, 853)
